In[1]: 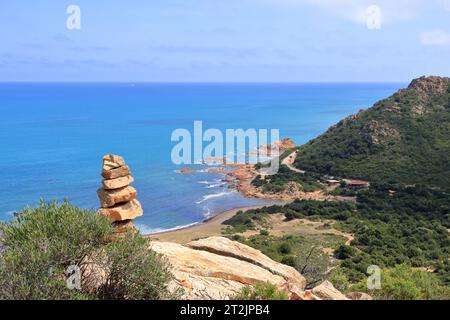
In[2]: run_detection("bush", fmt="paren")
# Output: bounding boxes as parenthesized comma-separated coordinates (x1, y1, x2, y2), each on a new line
(278, 243, 292, 254)
(352, 264, 449, 300)
(233, 282, 289, 300)
(251, 165, 323, 194)
(296, 245, 334, 289)
(327, 268, 352, 293)
(280, 255, 296, 267)
(95, 232, 175, 300)
(0, 200, 175, 300)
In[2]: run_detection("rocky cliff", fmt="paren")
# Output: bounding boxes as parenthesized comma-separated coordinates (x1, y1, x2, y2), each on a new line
(151, 236, 369, 300)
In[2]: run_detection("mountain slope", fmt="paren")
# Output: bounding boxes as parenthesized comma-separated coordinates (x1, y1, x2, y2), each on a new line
(295, 76, 450, 189)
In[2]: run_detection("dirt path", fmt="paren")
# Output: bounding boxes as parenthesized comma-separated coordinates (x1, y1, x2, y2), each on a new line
(281, 150, 305, 173)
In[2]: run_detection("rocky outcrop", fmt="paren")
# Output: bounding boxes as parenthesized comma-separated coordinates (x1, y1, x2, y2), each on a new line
(186, 237, 305, 289)
(151, 237, 306, 300)
(151, 236, 369, 300)
(309, 280, 348, 300)
(360, 120, 400, 145)
(97, 154, 142, 234)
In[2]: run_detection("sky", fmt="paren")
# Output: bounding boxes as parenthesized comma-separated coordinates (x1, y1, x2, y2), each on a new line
(0, 0, 450, 82)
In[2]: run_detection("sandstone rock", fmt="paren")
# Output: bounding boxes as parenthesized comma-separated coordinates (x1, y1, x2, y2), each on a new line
(98, 199, 143, 221)
(311, 280, 349, 300)
(80, 256, 109, 293)
(102, 175, 134, 190)
(103, 161, 121, 171)
(284, 181, 302, 196)
(151, 237, 307, 300)
(180, 168, 195, 174)
(169, 271, 246, 300)
(102, 165, 131, 179)
(302, 290, 322, 300)
(346, 292, 373, 300)
(102, 154, 126, 171)
(112, 220, 136, 234)
(97, 186, 137, 208)
(186, 237, 306, 290)
(103, 154, 125, 165)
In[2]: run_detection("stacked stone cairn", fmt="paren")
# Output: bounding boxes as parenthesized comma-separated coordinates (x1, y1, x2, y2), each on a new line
(97, 154, 143, 235)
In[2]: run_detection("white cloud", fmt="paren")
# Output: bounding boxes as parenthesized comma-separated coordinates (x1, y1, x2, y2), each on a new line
(420, 29, 450, 46)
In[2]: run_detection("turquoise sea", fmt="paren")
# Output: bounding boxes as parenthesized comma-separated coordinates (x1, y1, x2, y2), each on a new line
(0, 83, 404, 233)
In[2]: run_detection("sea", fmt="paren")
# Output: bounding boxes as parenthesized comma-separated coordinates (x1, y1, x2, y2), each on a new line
(0, 83, 404, 233)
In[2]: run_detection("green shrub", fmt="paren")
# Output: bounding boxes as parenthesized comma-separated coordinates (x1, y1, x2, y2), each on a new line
(251, 165, 323, 193)
(278, 243, 292, 254)
(233, 282, 289, 300)
(280, 255, 296, 267)
(352, 264, 449, 300)
(327, 268, 352, 293)
(295, 245, 334, 289)
(96, 233, 175, 300)
(0, 200, 175, 300)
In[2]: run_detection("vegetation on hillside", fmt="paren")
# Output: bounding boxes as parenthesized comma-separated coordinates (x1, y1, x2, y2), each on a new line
(352, 264, 449, 300)
(232, 282, 289, 300)
(0, 201, 175, 300)
(252, 165, 323, 193)
(225, 78, 450, 299)
(224, 183, 450, 297)
(294, 77, 450, 189)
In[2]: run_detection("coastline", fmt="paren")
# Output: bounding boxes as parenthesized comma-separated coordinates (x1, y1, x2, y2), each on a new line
(146, 204, 280, 244)
(146, 141, 324, 244)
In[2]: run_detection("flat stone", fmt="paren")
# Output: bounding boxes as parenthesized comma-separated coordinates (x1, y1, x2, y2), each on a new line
(102, 165, 131, 179)
(97, 186, 137, 208)
(103, 160, 121, 171)
(102, 175, 134, 190)
(103, 154, 125, 165)
(102, 154, 126, 171)
(98, 199, 143, 221)
(112, 220, 136, 234)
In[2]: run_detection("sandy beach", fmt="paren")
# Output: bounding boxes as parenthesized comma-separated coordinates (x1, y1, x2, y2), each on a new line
(146, 205, 271, 244)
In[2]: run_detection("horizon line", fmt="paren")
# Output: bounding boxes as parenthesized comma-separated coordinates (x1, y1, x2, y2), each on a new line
(0, 80, 409, 84)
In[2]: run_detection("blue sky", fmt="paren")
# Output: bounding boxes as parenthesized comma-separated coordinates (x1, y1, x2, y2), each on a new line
(1, 0, 450, 82)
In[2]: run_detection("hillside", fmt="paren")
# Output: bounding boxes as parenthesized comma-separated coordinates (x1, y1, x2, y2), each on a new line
(295, 76, 450, 189)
